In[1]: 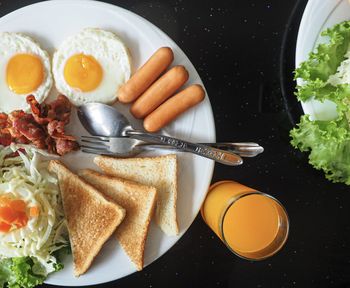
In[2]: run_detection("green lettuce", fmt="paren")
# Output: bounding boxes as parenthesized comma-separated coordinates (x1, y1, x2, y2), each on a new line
(291, 115, 350, 184)
(291, 20, 350, 184)
(295, 21, 350, 102)
(0, 256, 63, 288)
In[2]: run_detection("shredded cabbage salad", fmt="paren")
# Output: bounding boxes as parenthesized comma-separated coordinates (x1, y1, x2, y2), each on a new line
(0, 144, 68, 288)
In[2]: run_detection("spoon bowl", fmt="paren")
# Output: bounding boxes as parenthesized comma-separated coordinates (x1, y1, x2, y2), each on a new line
(78, 103, 131, 137)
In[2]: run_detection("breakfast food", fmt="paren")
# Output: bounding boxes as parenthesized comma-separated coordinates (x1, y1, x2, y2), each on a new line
(144, 84, 205, 132)
(130, 65, 189, 119)
(0, 95, 79, 155)
(48, 160, 126, 276)
(0, 24, 202, 284)
(291, 20, 350, 185)
(53, 28, 131, 106)
(0, 145, 68, 287)
(0, 32, 52, 113)
(79, 169, 157, 270)
(118, 47, 174, 103)
(94, 154, 179, 236)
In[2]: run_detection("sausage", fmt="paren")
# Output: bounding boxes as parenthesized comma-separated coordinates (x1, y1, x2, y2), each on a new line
(118, 47, 174, 103)
(130, 65, 189, 119)
(143, 84, 205, 132)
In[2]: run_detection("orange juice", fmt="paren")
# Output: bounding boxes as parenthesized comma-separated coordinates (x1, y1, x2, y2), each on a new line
(201, 181, 289, 260)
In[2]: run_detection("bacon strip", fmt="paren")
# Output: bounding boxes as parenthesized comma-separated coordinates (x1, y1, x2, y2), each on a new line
(0, 95, 79, 155)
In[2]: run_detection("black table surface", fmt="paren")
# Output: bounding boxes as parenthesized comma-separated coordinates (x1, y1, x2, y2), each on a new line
(2, 0, 350, 287)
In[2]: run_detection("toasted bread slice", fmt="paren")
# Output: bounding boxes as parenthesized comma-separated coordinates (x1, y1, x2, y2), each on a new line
(79, 169, 157, 270)
(48, 160, 126, 277)
(94, 154, 179, 236)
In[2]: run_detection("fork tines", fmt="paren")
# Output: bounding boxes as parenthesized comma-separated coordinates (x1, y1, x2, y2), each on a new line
(81, 135, 110, 142)
(80, 135, 112, 155)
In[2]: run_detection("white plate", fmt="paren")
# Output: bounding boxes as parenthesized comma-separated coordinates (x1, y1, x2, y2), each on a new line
(295, 0, 350, 120)
(0, 0, 216, 286)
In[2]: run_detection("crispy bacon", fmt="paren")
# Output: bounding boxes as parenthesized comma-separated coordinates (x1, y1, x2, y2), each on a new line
(0, 134, 12, 147)
(27, 95, 53, 124)
(12, 114, 47, 149)
(27, 95, 72, 125)
(0, 95, 79, 155)
(0, 113, 12, 146)
(46, 136, 56, 154)
(49, 95, 72, 124)
(26, 95, 42, 117)
(47, 120, 76, 141)
(0, 113, 8, 128)
(55, 138, 80, 156)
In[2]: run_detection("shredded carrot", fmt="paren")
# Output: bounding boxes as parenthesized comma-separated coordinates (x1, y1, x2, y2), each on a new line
(13, 215, 28, 228)
(0, 206, 17, 224)
(0, 221, 11, 232)
(10, 199, 26, 212)
(0, 195, 29, 231)
(29, 206, 40, 217)
(0, 195, 12, 207)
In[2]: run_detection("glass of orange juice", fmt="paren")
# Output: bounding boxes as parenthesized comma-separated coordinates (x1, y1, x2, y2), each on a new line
(201, 181, 289, 260)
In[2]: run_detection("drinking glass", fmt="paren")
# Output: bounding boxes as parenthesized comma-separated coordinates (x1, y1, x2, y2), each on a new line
(201, 181, 289, 260)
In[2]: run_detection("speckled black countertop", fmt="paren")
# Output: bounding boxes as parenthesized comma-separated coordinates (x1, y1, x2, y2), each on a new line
(2, 0, 350, 287)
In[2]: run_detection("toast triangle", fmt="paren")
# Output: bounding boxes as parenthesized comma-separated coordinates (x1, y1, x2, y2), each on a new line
(48, 160, 125, 276)
(94, 154, 179, 236)
(79, 169, 157, 270)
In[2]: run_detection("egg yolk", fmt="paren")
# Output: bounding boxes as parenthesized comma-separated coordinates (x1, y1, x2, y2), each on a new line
(6, 53, 44, 94)
(64, 54, 103, 92)
(0, 194, 32, 233)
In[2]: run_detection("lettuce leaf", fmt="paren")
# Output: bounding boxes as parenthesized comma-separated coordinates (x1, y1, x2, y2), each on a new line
(291, 20, 350, 185)
(0, 258, 15, 288)
(0, 256, 63, 288)
(295, 21, 350, 102)
(0, 257, 45, 288)
(291, 115, 350, 184)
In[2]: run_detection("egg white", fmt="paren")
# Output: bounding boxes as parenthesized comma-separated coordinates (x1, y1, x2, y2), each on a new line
(52, 28, 131, 106)
(0, 32, 52, 113)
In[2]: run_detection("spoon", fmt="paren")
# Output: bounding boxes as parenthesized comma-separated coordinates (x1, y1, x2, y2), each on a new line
(76, 104, 264, 157)
(77, 103, 243, 166)
(80, 136, 264, 158)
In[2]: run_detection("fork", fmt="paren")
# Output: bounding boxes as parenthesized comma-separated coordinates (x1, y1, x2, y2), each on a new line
(80, 136, 264, 158)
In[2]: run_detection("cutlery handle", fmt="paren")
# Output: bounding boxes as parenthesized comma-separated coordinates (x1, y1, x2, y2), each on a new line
(137, 142, 264, 157)
(126, 130, 243, 166)
(204, 142, 264, 156)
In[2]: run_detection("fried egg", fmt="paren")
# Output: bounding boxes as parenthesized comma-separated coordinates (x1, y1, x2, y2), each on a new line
(52, 28, 131, 106)
(0, 32, 52, 113)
